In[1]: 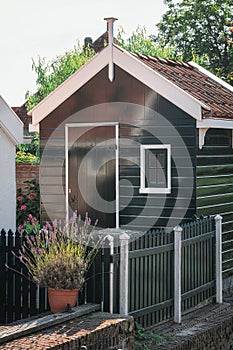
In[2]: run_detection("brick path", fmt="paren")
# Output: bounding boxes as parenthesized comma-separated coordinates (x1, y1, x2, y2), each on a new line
(0, 305, 134, 350)
(136, 299, 233, 349)
(0, 315, 133, 349)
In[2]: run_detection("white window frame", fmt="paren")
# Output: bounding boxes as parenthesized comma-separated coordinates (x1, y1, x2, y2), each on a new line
(140, 144, 171, 194)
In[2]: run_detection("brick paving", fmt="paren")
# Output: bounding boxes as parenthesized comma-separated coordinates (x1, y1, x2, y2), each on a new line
(1, 294, 233, 349)
(0, 310, 134, 350)
(0, 304, 100, 345)
(136, 298, 233, 349)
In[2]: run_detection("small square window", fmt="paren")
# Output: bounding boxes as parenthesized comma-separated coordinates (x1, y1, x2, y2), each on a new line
(140, 144, 171, 194)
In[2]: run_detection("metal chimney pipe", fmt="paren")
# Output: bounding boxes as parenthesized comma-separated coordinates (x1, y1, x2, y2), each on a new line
(104, 17, 118, 82)
(104, 17, 118, 46)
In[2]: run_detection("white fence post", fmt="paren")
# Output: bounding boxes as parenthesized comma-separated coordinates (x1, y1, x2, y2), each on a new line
(174, 225, 182, 324)
(215, 215, 223, 304)
(107, 235, 114, 314)
(119, 233, 130, 315)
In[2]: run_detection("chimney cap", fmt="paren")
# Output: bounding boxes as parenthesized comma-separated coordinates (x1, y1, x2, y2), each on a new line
(104, 17, 118, 22)
(84, 37, 93, 48)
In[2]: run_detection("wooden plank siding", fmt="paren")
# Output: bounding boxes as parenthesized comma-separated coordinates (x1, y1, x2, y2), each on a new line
(196, 129, 233, 275)
(40, 65, 196, 230)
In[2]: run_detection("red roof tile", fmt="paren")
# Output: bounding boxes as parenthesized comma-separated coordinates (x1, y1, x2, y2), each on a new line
(12, 104, 31, 130)
(131, 52, 233, 119)
(92, 32, 108, 53)
(93, 32, 120, 53)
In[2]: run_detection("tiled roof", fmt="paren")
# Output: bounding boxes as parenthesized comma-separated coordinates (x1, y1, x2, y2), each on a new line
(131, 52, 233, 120)
(12, 104, 31, 130)
(92, 32, 108, 53)
(93, 32, 120, 53)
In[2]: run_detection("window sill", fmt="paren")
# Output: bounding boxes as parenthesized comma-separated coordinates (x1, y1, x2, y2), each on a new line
(139, 187, 171, 194)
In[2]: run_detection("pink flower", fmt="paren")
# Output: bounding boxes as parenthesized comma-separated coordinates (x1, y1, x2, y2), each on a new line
(28, 193, 36, 200)
(28, 214, 33, 220)
(21, 205, 27, 211)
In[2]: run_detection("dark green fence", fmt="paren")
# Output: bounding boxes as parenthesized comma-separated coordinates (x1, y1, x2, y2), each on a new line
(0, 216, 220, 327)
(0, 229, 102, 324)
(181, 218, 216, 313)
(128, 229, 174, 327)
(110, 216, 217, 328)
(0, 230, 48, 324)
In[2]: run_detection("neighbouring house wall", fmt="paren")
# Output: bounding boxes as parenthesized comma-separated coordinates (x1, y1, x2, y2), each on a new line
(0, 128, 16, 230)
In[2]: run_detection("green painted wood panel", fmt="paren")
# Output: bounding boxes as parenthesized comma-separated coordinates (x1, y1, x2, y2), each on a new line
(40, 65, 196, 231)
(196, 129, 233, 275)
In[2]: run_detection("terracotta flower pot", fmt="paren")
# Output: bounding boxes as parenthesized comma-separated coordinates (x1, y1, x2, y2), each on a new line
(48, 288, 79, 313)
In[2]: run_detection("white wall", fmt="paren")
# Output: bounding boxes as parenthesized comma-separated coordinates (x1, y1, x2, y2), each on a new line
(0, 128, 16, 231)
(0, 96, 24, 145)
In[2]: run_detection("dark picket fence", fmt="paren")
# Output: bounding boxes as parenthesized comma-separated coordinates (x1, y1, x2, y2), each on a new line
(0, 229, 103, 325)
(181, 217, 216, 313)
(109, 216, 217, 328)
(0, 216, 222, 327)
(0, 230, 48, 324)
(127, 229, 175, 327)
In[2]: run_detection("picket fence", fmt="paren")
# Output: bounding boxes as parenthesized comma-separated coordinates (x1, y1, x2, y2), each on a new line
(0, 215, 223, 327)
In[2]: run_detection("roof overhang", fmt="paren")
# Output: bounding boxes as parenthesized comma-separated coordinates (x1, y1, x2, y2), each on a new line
(197, 118, 233, 129)
(29, 44, 213, 131)
(197, 118, 233, 149)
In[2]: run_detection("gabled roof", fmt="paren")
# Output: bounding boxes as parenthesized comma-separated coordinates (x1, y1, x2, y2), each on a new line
(28, 43, 233, 131)
(131, 52, 233, 119)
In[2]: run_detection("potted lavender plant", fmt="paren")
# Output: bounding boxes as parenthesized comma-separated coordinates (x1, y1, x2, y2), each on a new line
(13, 212, 102, 313)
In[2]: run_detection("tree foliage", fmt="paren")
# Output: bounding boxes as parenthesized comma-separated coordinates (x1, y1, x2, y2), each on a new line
(117, 26, 181, 59)
(156, 0, 233, 83)
(26, 43, 95, 111)
(26, 28, 183, 112)
(26, 6, 233, 113)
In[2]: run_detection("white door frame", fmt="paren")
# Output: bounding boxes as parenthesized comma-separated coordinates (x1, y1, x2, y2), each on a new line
(65, 122, 119, 228)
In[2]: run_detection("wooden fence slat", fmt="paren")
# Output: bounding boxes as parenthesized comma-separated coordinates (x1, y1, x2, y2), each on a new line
(14, 232, 23, 321)
(0, 230, 7, 324)
(39, 287, 47, 314)
(22, 264, 30, 319)
(6, 231, 14, 323)
(29, 282, 37, 316)
(103, 246, 110, 312)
